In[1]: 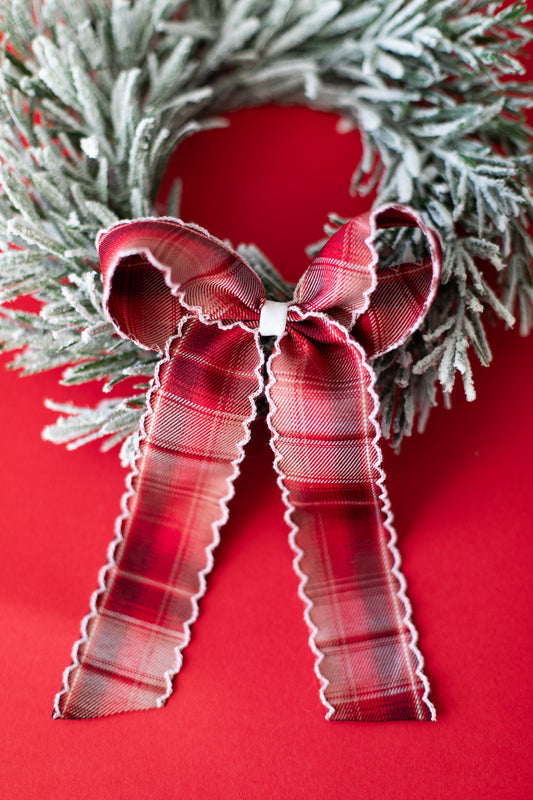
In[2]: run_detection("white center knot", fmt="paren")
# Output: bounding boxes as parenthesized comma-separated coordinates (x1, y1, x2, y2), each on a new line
(259, 300, 290, 337)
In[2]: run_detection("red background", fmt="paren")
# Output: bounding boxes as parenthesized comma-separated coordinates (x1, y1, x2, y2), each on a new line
(1, 75, 533, 800)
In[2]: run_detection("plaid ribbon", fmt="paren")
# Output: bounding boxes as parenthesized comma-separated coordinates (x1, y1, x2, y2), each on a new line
(54, 205, 441, 721)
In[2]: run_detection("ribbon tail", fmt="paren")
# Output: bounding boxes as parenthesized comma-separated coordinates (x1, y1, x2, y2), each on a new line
(54, 320, 263, 718)
(266, 316, 435, 721)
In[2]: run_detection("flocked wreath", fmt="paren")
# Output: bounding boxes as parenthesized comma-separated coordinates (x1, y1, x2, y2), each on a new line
(0, 0, 532, 460)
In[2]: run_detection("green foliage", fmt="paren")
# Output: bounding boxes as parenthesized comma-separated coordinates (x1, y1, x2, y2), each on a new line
(0, 0, 532, 453)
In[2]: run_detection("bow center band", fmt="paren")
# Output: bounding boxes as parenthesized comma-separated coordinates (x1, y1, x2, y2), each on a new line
(259, 300, 290, 337)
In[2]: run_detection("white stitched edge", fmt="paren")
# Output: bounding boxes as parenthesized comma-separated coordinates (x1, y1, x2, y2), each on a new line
(263, 333, 336, 721)
(53, 317, 264, 718)
(96, 214, 253, 268)
(267, 309, 436, 722)
(286, 203, 439, 721)
(359, 205, 438, 720)
(153, 323, 265, 710)
(98, 215, 264, 344)
(54, 217, 261, 716)
(360, 331, 436, 721)
(101, 244, 260, 347)
(362, 204, 442, 353)
(52, 313, 187, 718)
(325, 311, 435, 720)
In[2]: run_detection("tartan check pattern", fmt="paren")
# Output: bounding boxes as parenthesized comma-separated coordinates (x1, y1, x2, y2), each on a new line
(54, 205, 441, 721)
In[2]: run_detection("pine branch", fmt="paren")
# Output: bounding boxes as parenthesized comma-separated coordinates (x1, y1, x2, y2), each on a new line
(0, 0, 531, 454)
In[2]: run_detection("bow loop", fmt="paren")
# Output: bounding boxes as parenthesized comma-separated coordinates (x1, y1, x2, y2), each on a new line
(292, 206, 441, 348)
(292, 213, 375, 327)
(98, 217, 266, 352)
(352, 207, 442, 358)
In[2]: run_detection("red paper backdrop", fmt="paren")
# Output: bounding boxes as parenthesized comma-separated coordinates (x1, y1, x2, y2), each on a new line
(1, 52, 533, 800)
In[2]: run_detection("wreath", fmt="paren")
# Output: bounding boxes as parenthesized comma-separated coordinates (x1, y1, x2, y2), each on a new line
(0, 0, 532, 459)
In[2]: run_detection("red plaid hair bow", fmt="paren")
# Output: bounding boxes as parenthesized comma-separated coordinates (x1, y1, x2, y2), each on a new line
(54, 205, 441, 721)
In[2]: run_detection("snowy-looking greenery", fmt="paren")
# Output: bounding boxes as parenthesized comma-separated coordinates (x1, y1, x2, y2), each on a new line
(0, 0, 532, 457)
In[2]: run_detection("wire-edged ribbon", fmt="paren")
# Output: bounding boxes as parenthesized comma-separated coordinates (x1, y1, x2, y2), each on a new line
(54, 205, 441, 721)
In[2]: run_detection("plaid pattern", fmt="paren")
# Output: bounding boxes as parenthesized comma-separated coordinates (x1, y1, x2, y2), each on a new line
(54, 206, 440, 720)
(269, 317, 429, 720)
